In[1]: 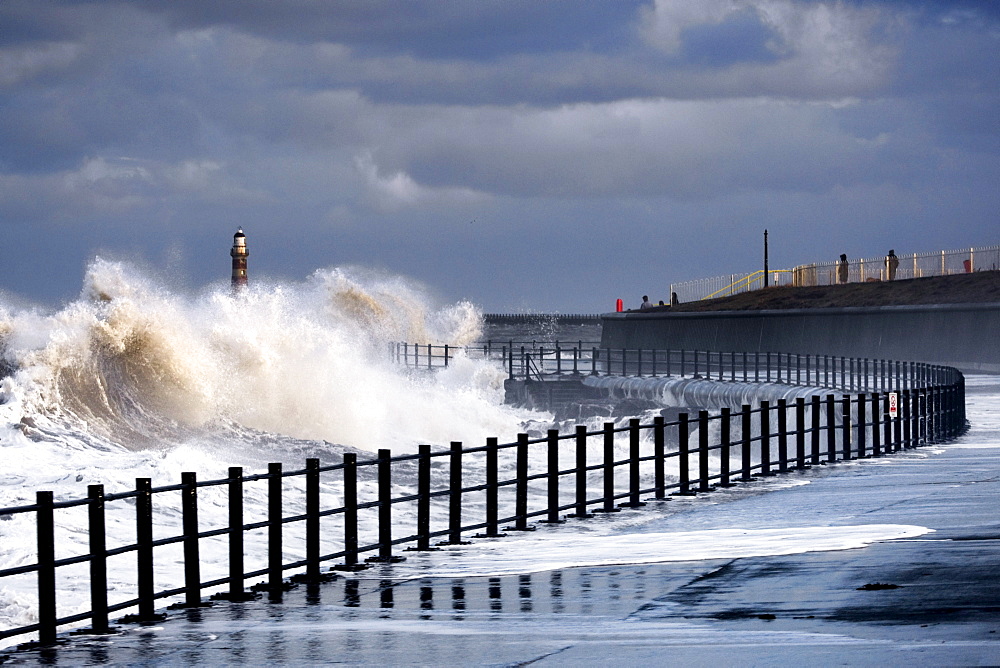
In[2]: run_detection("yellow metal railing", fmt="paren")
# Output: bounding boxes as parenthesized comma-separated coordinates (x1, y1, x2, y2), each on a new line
(701, 270, 793, 301)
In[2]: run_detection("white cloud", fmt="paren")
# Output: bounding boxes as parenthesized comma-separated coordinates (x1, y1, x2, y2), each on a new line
(354, 151, 489, 213)
(0, 41, 82, 87)
(641, 0, 899, 95)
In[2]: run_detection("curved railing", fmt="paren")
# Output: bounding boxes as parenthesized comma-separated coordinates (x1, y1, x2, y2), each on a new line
(392, 341, 960, 394)
(668, 244, 1000, 303)
(0, 348, 966, 650)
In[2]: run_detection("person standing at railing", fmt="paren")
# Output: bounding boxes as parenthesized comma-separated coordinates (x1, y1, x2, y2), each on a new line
(837, 254, 849, 284)
(640, 295, 653, 310)
(886, 249, 899, 280)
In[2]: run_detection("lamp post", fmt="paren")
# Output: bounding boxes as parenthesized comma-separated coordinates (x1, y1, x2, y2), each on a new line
(764, 229, 769, 287)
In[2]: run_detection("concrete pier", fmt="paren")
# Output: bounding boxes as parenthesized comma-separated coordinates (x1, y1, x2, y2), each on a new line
(601, 302, 1000, 373)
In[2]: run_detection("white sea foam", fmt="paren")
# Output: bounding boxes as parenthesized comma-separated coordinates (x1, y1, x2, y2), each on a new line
(0, 258, 541, 642)
(392, 524, 933, 579)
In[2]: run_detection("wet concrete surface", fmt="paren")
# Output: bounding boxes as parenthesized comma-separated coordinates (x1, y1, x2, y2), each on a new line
(4, 435, 1000, 665)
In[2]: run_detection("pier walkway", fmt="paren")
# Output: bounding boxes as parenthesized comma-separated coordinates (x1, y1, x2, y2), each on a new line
(5, 378, 1000, 666)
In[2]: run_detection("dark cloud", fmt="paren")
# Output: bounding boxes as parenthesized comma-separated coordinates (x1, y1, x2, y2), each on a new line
(0, 0, 997, 312)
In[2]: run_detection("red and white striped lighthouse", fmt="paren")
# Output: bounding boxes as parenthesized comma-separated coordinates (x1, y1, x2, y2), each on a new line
(230, 228, 248, 289)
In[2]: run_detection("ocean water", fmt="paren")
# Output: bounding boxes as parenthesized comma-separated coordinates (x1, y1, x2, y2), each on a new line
(0, 260, 554, 642)
(0, 260, 988, 647)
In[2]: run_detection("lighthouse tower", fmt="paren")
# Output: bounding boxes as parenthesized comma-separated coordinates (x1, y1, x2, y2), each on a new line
(230, 228, 248, 289)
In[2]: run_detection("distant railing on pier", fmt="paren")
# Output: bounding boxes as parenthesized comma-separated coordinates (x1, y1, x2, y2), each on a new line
(392, 341, 957, 394)
(668, 244, 1000, 303)
(484, 314, 601, 325)
(0, 352, 966, 651)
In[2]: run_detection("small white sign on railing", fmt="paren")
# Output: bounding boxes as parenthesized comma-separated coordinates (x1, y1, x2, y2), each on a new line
(889, 392, 898, 418)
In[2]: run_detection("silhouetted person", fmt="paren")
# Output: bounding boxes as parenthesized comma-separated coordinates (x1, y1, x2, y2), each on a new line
(886, 249, 899, 281)
(837, 254, 849, 284)
(671, 292, 679, 306)
(640, 295, 652, 311)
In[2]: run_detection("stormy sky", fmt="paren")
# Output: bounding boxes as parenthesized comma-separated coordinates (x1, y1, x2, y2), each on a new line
(1, 1, 998, 312)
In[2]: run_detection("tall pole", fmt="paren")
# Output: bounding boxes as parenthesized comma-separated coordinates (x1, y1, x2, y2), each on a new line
(764, 229, 769, 287)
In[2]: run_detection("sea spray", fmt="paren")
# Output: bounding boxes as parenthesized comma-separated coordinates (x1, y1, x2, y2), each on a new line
(0, 258, 544, 640)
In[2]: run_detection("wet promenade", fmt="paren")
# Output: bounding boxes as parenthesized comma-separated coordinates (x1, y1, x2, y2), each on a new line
(5, 383, 1000, 666)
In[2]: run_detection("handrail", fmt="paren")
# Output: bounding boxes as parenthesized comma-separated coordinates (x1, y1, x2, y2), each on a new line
(669, 244, 1000, 303)
(701, 269, 793, 301)
(0, 353, 966, 651)
(393, 342, 959, 395)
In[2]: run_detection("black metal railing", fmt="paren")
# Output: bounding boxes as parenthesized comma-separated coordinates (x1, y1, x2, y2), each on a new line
(393, 342, 959, 394)
(0, 360, 965, 649)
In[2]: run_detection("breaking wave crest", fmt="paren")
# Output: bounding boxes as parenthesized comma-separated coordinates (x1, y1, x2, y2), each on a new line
(0, 258, 527, 456)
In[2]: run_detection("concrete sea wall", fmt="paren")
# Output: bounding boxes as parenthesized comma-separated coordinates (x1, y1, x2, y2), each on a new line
(601, 302, 1000, 373)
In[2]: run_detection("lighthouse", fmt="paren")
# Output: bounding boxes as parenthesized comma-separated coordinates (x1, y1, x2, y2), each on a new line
(230, 228, 248, 289)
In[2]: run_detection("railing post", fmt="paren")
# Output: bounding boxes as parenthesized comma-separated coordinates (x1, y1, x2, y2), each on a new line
(509, 434, 534, 530)
(368, 449, 405, 562)
(301, 459, 321, 578)
(677, 414, 694, 494)
(870, 394, 881, 457)
(181, 472, 201, 606)
(857, 394, 867, 458)
(777, 399, 788, 473)
(794, 398, 806, 469)
(591, 347, 599, 376)
(228, 466, 249, 598)
(569, 425, 593, 516)
(719, 408, 732, 486)
(478, 438, 506, 536)
(414, 445, 432, 549)
(446, 441, 469, 542)
(623, 419, 646, 507)
(902, 390, 912, 448)
(811, 395, 821, 465)
(893, 392, 903, 451)
(651, 416, 667, 498)
(759, 401, 772, 475)
(741, 405, 752, 481)
(595, 423, 622, 511)
(37, 490, 56, 645)
(136, 478, 155, 622)
(543, 430, 566, 522)
(88, 484, 110, 633)
(698, 411, 711, 492)
(268, 463, 284, 588)
(341, 453, 363, 568)
(840, 395, 852, 462)
(826, 395, 837, 463)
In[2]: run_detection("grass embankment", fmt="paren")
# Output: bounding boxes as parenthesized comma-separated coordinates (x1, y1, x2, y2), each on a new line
(668, 270, 1000, 312)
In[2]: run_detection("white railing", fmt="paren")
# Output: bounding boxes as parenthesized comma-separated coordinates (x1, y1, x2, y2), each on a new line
(669, 245, 1000, 303)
